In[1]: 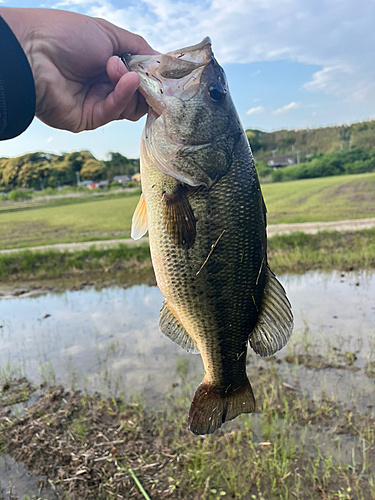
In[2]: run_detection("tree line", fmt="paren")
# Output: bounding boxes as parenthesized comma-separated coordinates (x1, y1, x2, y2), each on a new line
(0, 151, 140, 191)
(255, 147, 375, 182)
(246, 119, 375, 159)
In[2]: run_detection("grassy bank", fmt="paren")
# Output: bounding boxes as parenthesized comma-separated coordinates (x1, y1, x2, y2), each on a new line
(0, 173, 374, 250)
(0, 243, 152, 282)
(268, 228, 375, 273)
(0, 229, 373, 283)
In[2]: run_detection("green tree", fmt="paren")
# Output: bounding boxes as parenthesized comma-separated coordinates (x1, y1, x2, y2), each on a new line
(104, 152, 140, 178)
(80, 159, 106, 181)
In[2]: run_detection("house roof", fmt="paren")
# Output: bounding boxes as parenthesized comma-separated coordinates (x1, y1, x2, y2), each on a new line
(267, 155, 296, 167)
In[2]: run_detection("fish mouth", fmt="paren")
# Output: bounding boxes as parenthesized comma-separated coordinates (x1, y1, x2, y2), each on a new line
(123, 37, 213, 114)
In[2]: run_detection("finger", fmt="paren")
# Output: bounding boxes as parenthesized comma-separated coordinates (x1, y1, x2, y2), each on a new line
(118, 90, 148, 122)
(107, 56, 127, 86)
(89, 71, 144, 128)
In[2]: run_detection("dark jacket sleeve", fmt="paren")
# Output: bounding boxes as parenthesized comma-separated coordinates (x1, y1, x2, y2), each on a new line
(0, 15, 36, 140)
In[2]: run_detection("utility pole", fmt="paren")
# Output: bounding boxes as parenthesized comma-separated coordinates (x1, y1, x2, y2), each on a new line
(39, 176, 44, 191)
(296, 151, 301, 164)
(76, 171, 80, 186)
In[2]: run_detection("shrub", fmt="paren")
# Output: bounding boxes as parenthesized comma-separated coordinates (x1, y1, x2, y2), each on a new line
(8, 189, 32, 202)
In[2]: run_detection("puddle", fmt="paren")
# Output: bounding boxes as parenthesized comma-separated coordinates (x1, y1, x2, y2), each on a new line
(0, 455, 60, 499)
(0, 270, 374, 497)
(0, 270, 373, 410)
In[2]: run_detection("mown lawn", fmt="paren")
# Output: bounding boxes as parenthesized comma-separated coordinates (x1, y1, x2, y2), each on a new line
(0, 191, 141, 250)
(262, 171, 375, 224)
(0, 172, 374, 250)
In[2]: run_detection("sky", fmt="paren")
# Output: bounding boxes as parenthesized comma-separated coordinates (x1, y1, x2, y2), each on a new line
(1, 0, 375, 160)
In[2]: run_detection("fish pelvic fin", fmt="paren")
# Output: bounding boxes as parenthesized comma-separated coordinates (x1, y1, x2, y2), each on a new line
(188, 377, 255, 435)
(131, 193, 148, 240)
(162, 184, 196, 248)
(159, 301, 200, 354)
(250, 266, 293, 357)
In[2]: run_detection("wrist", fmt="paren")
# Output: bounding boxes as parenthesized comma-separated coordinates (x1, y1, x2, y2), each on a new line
(0, 8, 35, 67)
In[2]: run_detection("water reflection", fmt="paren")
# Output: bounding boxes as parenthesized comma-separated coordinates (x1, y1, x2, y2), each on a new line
(0, 271, 374, 408)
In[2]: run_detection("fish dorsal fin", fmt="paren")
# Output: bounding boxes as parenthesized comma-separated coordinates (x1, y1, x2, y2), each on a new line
(159, 301, 200, 354)
(249, 266, 293, 357)
(131, 193, 148, 240)
(163, 184, 196, 248)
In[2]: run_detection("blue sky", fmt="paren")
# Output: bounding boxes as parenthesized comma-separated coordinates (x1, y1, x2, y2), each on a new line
(1, 0, 375, 159)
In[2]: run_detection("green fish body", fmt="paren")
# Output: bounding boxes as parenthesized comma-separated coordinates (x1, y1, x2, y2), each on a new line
(126, 38, 293, 435)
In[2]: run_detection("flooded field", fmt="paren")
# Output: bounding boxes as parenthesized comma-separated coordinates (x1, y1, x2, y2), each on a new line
(0, 271, 374, 408)
(0, 270, 374, 499)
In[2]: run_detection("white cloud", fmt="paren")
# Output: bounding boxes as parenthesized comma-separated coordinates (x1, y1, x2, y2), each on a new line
(46, 136, 54, 143)
(273, 102, 300, 115)
(53, 0, 375, 105)
(246, 106, 265, 115)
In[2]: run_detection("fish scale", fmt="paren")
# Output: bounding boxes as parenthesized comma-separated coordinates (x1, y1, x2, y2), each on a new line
(126, 38, 293, 434)
(143, 133, 265, 395)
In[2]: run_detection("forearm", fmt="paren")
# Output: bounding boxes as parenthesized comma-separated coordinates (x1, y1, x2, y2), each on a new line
(0, 8, 35, 140)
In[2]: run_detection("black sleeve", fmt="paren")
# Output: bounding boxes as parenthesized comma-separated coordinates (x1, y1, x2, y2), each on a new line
(0, 15, 36, 140)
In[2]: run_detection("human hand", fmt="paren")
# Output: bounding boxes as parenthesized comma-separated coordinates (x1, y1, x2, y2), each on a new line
(1, 7, 155, 132)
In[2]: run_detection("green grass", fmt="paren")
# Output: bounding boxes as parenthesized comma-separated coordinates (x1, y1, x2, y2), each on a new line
(268, 228, 375, 273)
(0, 191, 141, 250)
(0, 173, 374, 251)
(0, 244, 151, 281)
(261, 172, 375, 224)
(0, 229, 373, 282)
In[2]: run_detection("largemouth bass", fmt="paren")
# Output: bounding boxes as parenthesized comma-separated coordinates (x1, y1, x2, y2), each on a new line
(125, 38, 293, 435)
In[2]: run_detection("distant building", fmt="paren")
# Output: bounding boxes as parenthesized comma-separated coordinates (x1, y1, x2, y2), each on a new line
(267, 155, 296, 168)
(113, 175, 132, 186)
(131, 173, 141, 183)
(78, 180, 94, 187)
(97, 180, 109, 189)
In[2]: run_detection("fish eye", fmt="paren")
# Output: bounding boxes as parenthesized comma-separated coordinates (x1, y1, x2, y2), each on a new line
(208, 83, 226, 102)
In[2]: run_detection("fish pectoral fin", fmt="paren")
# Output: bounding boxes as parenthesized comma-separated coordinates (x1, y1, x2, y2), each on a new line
(159, 301, 199, 354)
(162, 184, 196, 248)
(131, 193, 148, 240)
(249, 266, 294, 357)
(189, 377, 255, 435)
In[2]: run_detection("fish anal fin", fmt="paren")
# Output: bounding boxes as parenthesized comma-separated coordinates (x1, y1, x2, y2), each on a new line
(162, 185, 196, 248)
(159, 301, 199, 354)
(250, 266, 294, 357)
(131, 193, 148, 240)
(188, 377, 255, 435)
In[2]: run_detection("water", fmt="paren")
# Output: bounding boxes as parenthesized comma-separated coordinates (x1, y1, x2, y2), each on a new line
(0, 270, 374, 409)
(0, 272, 375, 407)
(0, 270, 374, 497)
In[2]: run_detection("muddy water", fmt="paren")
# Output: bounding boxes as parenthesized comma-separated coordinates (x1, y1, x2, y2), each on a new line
(0, 270, 374, 409)
(0, 271, 374, 497)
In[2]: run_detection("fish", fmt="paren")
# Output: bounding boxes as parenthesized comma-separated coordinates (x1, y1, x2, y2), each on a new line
(124, 38, 293, 435)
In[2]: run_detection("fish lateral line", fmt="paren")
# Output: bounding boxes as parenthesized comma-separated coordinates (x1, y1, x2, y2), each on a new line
(196, 229, 226, 276)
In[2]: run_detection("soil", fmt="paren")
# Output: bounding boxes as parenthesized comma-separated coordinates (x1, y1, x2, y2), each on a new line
(1, 359, 375, 499)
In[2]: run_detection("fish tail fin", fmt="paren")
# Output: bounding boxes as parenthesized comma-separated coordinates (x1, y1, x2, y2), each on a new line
(188, 377, 255, 435)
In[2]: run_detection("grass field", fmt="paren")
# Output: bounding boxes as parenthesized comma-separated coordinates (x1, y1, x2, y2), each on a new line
(0, 191, 140, 250)
(0, 172, 374, 250)
(262, 171, 375, 224)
